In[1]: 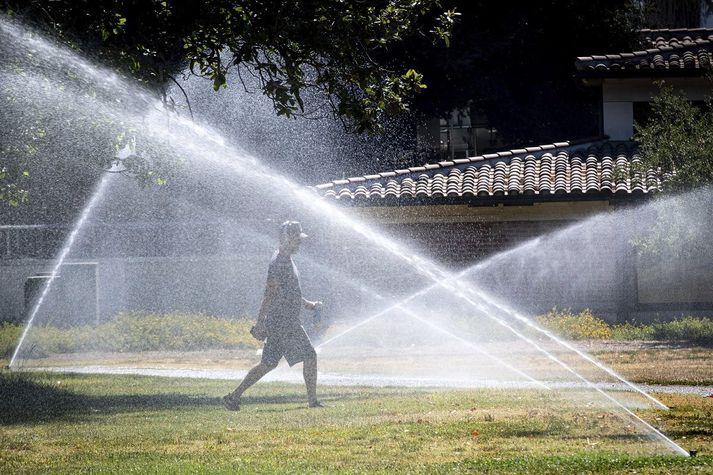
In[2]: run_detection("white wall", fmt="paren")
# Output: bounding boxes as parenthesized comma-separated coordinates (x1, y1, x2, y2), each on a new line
(602, 78, 712, 140)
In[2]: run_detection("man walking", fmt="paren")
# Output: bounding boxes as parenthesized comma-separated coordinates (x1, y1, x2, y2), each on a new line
(223, 221, 323, 410)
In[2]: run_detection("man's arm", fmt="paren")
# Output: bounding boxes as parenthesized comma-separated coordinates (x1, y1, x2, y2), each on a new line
(257, 279, 278, 324)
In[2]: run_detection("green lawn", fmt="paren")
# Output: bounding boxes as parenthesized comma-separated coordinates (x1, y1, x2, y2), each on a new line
(1, 371, 711, 474)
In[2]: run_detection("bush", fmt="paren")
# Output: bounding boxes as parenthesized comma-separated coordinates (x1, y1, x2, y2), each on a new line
(609, 322, 654, 341)
(2, 312, 260, 356)
(0, 323, 22, 358)
(611, 317, 713, 345)
(535, 309, 612, 340)
(648, 317, 713, 345)
(536, 310, 713, 346)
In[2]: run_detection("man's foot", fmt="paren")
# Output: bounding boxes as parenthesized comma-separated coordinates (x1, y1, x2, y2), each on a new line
(222, 393, 241, 411)
(308, 400, 328, 408)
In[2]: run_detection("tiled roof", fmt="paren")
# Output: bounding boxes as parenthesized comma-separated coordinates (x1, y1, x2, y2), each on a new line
(575, 28, 713, 75)
(314, 140, 660, 203)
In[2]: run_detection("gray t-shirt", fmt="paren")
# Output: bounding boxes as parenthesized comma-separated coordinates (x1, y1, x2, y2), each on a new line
(265, 251, 302, 331)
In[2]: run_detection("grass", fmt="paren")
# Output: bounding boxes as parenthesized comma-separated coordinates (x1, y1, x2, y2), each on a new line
(593, 346, 713, 386)
(0, 371, 711, 474)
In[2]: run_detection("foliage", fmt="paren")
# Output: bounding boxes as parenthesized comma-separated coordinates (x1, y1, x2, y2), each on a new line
(1, 312, 259, 357)
(0, 166, 28, 207)
(537, 309, 713, 346)
(632, 85, 713, 260)
(636, 84, 713, 190)
(0, 322, 22, 359)
(1, 0, 453, 133)
(0, 23, 178, 220)
(609, 322, 656, 341)
(535, 309, 612, 340)
(632, 187, 713, 260)
(613, 317, 713, 346)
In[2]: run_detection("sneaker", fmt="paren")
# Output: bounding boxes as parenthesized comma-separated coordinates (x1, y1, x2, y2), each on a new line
(222, 394, 241, 411)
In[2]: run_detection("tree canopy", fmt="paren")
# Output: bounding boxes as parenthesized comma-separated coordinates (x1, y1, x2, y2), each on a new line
(2, 0, 455, 132)
(0, 0, 455, 210)
(632, 84, 713, 261)
(636, 84, 713, 191)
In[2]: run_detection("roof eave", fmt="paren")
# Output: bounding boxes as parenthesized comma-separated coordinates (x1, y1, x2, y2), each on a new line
(574, 68, 709, 79)
(329, 191, 654, 208)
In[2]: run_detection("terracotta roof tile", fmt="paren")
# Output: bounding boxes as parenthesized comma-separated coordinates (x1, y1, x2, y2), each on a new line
(313, 140, 657, 202)
(576, 28, 713, 75)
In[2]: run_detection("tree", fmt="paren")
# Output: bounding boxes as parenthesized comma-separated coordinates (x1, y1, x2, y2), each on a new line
(633, 84, 713, 260)
(1, 0, 454, 132)
(636, 84, 713, 191)
(0, 1, 457, 209)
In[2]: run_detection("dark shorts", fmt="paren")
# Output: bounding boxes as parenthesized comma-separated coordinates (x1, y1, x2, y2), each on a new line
(261, 324, 315, 367)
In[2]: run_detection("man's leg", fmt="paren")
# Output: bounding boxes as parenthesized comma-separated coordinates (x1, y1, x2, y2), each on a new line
(230, 361, 276, 399)
(303, 347, 320, 407)
(226, 334, 283, 409)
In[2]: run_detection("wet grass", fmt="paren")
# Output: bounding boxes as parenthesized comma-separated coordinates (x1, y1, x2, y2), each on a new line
(0, 371, 711, 473)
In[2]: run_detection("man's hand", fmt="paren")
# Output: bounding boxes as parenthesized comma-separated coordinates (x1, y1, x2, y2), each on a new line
(303, 299, 323, 310)
(250, 316, 268, 341)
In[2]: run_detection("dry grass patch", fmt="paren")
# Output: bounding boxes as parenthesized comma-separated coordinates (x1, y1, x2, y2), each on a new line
(594, 346, 713, 386)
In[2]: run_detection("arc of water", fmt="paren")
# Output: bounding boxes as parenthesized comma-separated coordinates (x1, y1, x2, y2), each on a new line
(433, 277, 689, 456)
(393, 305, 551, 390)
(315, 217, 669, 411)
(163, 122, 679, 450)
(307, 262, 550, 390)
(452, 278, 671, 411)
(316, 255, 685, 455)
(9, 174, 112, 367)
(2, 15, 684, 455)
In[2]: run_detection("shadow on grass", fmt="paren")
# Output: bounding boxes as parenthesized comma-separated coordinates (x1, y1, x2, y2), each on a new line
(0, 372, 229, 425)
(0, 372, 419, 425)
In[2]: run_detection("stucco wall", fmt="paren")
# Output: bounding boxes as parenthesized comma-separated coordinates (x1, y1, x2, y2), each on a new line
(0, 255, 270, 324)
(602, 77, 711, 140)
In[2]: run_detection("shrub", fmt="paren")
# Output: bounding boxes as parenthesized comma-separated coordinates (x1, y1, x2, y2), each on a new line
(2, 312, 260, 356)
(0, 323, 22, 358)
(610, 322, 655, 341)
(610, 317, 713, 345)
(649, 316, 713, 345)
(535, 309, 612, 340)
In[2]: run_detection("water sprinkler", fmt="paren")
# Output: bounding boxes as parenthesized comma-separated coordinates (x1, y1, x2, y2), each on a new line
(689, 450, 697, 457)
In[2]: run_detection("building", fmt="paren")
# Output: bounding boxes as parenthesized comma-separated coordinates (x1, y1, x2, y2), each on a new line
(313, 27, 713, 321)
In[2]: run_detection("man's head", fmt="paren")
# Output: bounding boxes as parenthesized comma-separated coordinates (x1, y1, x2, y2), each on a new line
(278, 220, 307, 254)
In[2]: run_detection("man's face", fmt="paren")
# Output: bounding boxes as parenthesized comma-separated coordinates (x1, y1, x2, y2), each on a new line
(282, 236, 302, 254)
